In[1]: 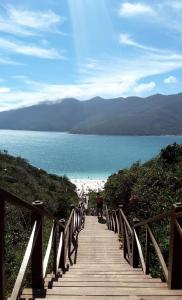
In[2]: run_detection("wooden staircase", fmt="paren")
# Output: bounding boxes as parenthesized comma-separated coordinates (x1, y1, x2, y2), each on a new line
(22, 216, 182, 300)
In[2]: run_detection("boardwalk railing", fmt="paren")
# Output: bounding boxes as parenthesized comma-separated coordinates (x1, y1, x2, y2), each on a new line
(106, 203, 182, 289)
(0, 188, 85, 300)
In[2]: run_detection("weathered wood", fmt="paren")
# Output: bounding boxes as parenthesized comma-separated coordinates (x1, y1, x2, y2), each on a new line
(59, 219, 66, 271)
(10, 221, 38, 300)
(147, 225, 168, 281)
(0, 198, 5, 300)
(31, 201, 44, 289)
(145, 225, 150, 274)
(132, 219, 140, 268)
(53, 223, 57, 275)
(118, 205, 124, 236)
(119, 209, 132, 235)
(43, 222, 56, 278)
(134, 211, 171, 228)
(168, 204, 182, 289)
(124, 223, 132, 265)
(133, 228, 146, 272)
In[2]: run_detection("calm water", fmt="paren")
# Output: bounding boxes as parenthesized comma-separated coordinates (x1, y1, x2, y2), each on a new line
(0, 130, 182, 179)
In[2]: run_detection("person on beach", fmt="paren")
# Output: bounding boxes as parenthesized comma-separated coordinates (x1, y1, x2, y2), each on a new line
(96, 192, 103, 218)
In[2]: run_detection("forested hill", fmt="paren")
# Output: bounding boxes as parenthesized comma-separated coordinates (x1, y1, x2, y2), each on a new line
(0, 150, 78, 217)
(0, 93, 182, 135)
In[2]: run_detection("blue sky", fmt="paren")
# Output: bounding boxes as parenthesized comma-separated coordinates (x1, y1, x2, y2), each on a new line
(0, 0, 182, 111)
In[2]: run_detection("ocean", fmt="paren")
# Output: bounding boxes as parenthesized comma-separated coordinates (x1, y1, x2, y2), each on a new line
(0, 130, 182, 179)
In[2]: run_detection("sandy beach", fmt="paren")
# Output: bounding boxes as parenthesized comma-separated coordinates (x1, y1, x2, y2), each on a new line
(71, 178, 106, 196)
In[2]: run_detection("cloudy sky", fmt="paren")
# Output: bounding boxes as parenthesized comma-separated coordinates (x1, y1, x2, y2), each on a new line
(0, 0, 181, 111)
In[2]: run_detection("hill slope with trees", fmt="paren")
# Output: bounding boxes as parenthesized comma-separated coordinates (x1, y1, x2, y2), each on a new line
(0, 93, 182, 135)
(0, 150, 78, 296)
(104, 143, 182, 278)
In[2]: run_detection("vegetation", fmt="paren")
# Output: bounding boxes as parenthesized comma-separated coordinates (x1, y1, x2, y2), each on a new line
(0, 150, 78, 296)
(104, 143, 182, 278)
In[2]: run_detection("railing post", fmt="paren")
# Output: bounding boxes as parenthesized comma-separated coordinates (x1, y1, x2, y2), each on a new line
(31, 201, 44, 289)
(107, 210, 111, 230)
(118, 205, 124, 236)
(59, 219, 66, 272)
(132, 218, 140, 268)
(53, 222, 57, 276)
(0, 198, 5, 300)
(168, 203, 182, 289)
(112, 210, 116, 232)
(113, 210, 117, 233)
(145, 225, 150, 274)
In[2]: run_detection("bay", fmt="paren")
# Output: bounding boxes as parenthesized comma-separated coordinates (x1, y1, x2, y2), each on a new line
(0, 130, 182, 179)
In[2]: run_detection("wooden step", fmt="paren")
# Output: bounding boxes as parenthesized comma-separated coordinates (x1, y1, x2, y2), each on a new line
(20, 216, 182, 300)
(22, 287, 182, 296)
(49, 281, 167, 288)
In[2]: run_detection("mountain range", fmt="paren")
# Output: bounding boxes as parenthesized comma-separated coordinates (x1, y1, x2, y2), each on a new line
(0, 93, 182, 135)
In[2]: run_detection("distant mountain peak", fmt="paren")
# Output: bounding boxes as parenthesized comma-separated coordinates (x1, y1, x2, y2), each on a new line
(0, 92, 181, 135)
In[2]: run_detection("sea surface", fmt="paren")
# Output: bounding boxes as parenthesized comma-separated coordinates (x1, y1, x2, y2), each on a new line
(0, 130, 182, 179)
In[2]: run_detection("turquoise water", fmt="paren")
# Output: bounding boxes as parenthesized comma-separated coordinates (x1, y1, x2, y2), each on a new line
(0, 130, 182, 179)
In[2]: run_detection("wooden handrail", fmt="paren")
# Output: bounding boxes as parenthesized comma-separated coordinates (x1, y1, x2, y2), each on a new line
(107, 202, 182, 289)
(0, 187, 64, 226)
(43, 222, 56, 278)
(133, 229, 146, 272)
(0, 187, 85, 300)
(175, 220, 182, 240)
(147, 225, 168, 281)
(119, 209, 132, 235)
(10, 221, 38, 300)
(134, 211, 171, 228)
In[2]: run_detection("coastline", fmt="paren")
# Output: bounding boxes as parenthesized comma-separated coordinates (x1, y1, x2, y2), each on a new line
(71, 178, 106, 195)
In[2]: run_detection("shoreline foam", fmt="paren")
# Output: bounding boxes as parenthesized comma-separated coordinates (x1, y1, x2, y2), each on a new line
(71, 178, 106, 195)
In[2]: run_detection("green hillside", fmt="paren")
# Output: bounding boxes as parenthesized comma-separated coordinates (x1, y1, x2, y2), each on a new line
(104, 143, 182, 278)
(0, 150, 78, 295)
(0, 93, 182, 135)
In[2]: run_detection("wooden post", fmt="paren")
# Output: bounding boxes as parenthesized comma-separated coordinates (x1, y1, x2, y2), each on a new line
(132, 218, 140, 268)
(0, 198, 5, 300)
(59, 219, 66, 272)
(31, 201, 44, 289)
(112, 210, 116, 232)
(145, 225, 150, 274)
(168, 203, 182, 289)
(118, 205, 124, 236)
(53, 222, 57, 276)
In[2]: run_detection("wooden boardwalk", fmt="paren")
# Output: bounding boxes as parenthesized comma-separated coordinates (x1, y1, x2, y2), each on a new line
(23, 216, 182, 300)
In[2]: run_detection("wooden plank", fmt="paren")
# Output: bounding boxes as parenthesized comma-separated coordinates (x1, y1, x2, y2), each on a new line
(133, 229, 146, 272)
(43, 222, 55, 278)
(22, 287, 182, 296)
(34, 297, 182, 300)
(0, 198, 5, 300)
(51, 281, 167, 288)
(147, 225, 168, 281)
(10, 222, 38, 300)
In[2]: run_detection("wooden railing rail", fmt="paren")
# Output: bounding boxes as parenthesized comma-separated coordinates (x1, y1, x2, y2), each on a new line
(0, 187, 85, 300)
(106, 202, 182, 289)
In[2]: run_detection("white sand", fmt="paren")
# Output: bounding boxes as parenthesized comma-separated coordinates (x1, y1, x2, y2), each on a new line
(71, 179, 106, 196)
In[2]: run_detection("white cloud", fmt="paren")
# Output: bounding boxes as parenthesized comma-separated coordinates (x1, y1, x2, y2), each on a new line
(164, 76, 177, 84)
(0, 6, 65, 36)
(0, 87, 11, 93)
(0, 37, 63, 59)
(8, 7, 64, 32)
(0, 17, 34, 36)
(119, 34, 172, 55)
(1, 39, 182, 110)
(119, 2, 155, 17)
(133, 81, 156, 93)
